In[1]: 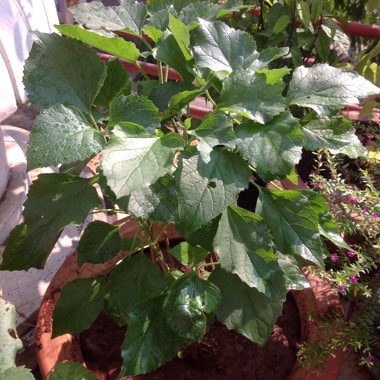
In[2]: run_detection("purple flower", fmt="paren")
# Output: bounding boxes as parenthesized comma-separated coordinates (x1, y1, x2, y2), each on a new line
(337, 284, 345, 293)
(362, 208, 368, 214)
(367, 354, 375, 362)
(331, 253, 339, 262)
(371, 214, 379, 220)
(295, 342, 302, 350)
(347, 196, 358, 205)
(349, 275, 359, 284)
(303, 182, 309, 187)
(315, 181, 323, 188)
(347, 251, 356, 258)
(363, 115, 369, 123)
(306, 318, 313, 326)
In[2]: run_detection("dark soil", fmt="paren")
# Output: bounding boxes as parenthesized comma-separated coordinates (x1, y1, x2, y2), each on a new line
(81, 295, 300, 380)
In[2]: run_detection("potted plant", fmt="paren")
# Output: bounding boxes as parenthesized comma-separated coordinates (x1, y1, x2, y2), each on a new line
(1, 0, 379, 378)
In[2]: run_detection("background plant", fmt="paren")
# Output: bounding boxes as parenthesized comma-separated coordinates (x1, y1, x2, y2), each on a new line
(0, 0, 379, 377)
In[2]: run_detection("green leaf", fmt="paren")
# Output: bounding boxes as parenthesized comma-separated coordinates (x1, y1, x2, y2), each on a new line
(77, 221, 123, 266)
(127, 174, 178, 222)
(109, 95, 160, 133)
(147, 0, 199, 13)
(215, 206, 280, 295)
(71, 0, 147, 36)
(95, 59, 131, 107)
(26, 104, 105, 170)
(218, 69, 286, 124)
(52, 277, 105, 337)
(166, 89, 204, 116)
(193, 19, 288, 77)
(120, 295, 191, 376)
(287, 64, 380, 117)
(156, 31, 194, 83)
(0, 367, 34, 380)
(169, 242, 209, 265)
(190, 111, 236, 163)
(102, 128, 183, 198)
(301, 116, 367, 158)
(56, 25, 141, 64)
(0, 299, 23, 373)
(168, 14, 191, 60)
(163, 272, 221, 341)
(175, 149, 250, 236)
(273, 15, 290, 34)
(296, 0, 313, 32)
(256, 188, 326, 267)
(50, 362, 97, 380)
(235, 112, 304, 181)
(310, 0, 324, 23)
(209, 268, 287, 345)
(23, 33, 106, 112)
(179, 2, 221, 27)
(138, 81, 195, 112)
(186, 216, 221, 252)
(276, 252, 310, 291)
(0, 174, 100, 270)
(108, 253, 166, 319)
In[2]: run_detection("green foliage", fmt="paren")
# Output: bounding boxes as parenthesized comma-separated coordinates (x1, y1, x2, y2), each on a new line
(50, 362, 97, 379)
(2, 0, 380, 377)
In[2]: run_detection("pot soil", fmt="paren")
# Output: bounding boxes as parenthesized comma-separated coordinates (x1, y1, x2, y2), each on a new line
(35, 222, 344, 380)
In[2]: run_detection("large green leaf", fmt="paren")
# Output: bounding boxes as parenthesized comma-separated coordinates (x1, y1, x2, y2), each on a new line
(52, 277, 105, 337)
(0, 174, 100, 270)
(102, 127, 183, 198)
(175, 149, 250, 236)
(156, 31, 194, 83)
(27, 104, 105, 170)
(94, 59, 131, 107)
(168, 14, 191, 60)
(287, 64, 380, 116)
(23, 33, 106, 112)
(163, 272, 221, 341)
(209, 268, 287, 345)
(50, 362, 97, 380)
(120, 295, 191, 376)
(214, 206, 280, 295)
(127, 174, 178, 222)
(0, 299, 23, 374)
(71, 0, 147, 36)
(108, 253, 166, 319)
(77, 221, 125, 266)
(276, 252, 310, 290)
(179, 2, 221, 27)
(235, 112, 304, 181)
(56, 25, 141, 64)
(109, 95, 160, 133)
(194, 19, 288, 77)
(256, 188, 326, 267)
(147, 0, 199, 13)
(301, 116, 367, 158)
(217, 69, 286, 124)
(190, 111, 235, 163)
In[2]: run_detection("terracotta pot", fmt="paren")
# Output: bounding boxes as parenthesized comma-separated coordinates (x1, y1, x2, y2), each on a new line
(35, 220, 344, 380)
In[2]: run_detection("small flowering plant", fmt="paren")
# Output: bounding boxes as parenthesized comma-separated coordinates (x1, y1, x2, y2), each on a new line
(0, 0, 379, 377)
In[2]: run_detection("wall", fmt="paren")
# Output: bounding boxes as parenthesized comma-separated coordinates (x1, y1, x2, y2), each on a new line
(0, 0, 59, 120)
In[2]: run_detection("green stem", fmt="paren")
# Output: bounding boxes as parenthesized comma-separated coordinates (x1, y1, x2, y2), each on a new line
(269, 181, 283, 190)
(198, 262, 220, 269)
(137, 35, 153, 53)
(158, 61, 164, 84)
(136, 63, 150, 80)
(205, 90, 217, 108)
(88, 112, 100, 132)
(88, 174, 99, 185)
(89, 208, 127, 215)
(164, 64, 170, 82)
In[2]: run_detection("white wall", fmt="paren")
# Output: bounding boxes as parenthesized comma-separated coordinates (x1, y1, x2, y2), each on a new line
(0, 0, 59, 120)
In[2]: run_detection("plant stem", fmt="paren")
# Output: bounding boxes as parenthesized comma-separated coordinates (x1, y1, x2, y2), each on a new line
(88, 174, 99, 185)
(136, 63, 150, 80)
(269, 181, 283, 190)
(89, 208, 127, 214)
(158, 61, 164, 84)
(198, 262, 220, 269)
(205, 90, 217, 108)
(138, 35, 153, 53)
(164, 64, 170, 82)
(88, 112, 100, 131)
